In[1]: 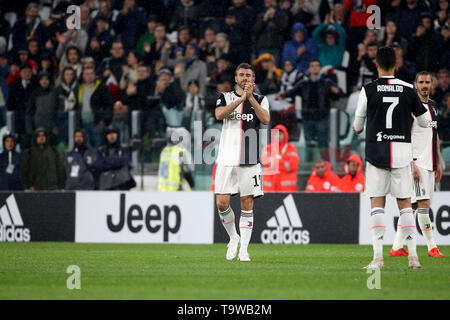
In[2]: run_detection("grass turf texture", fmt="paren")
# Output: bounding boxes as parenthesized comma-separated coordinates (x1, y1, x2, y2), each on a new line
(0, 243, 449, 300)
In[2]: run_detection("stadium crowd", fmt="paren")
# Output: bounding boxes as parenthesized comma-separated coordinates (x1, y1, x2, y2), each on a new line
(0, 0, 449, 192)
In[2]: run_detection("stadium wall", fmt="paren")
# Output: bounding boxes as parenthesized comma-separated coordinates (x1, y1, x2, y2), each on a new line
(1, 192, 449, 245)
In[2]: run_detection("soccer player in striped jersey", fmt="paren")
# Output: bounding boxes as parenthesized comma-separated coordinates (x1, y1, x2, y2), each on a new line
(214, 63, 270, 262)
(353, 47, 431, 269)
(390, 71, 444, 258)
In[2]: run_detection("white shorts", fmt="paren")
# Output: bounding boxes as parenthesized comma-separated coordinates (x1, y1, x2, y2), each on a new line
(214, 163, 264, 198)
(364, 161, 413, 199)
(411, 165, 435, 204)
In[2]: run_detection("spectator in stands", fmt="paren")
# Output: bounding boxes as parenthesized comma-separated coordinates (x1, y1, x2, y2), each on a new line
(392, 42, 416, 84)
(39, 54, 56, 83)
(312, 11, 346, 68)
(98, 40, 126, 89)
(54, 67, 79, 147)
(338, 154, 365, 193)
(120, 50, 141, 90)
(282, 22, 318, 73)
(170, 0, 201, 37)
(438, 92, 450, 141)
(253, 0, 290, 66)
(253, 53, 282, 95)
(0, 53, 10, 128)
(10, 3, 46, 52)
(224, 2, 256, 66)
(55, 27, 88, 74)
(209, 54, 234, 86)
(136, 15, 157, 57)
(410, 12, 444, 72)
(110, 100, 131, 145)
(213, 33, 233, 64)
(183, 79, 205, 131)
(114, 0, 148, 52)
(63, 129, 98, 190)
(142, 23, 168, 68)
(20, 128, 64, 191)
(354, 41, 378, 89)
(278, 59, 305, 104)
(78, 67, 113, 148)
(27, 38, 40, 67)
(157, 126, 194, 191)
(0, 7, 10, 55)
(121, 63, 153, 112)
(391, 0, 431, 45)
(305, 159, 340, 192)
(162, 41, 208, 96)
(96, 126, 135, 190)
(7, 64, 37, 148)
(88, 0, 119, 36)
(198, 27, 216, 62)
(6, 50, 38, 86)
(434, 0, 449, 30)
(26, 72, 57, 144)
(276, 58, 343, 162)
(59, 46, 83, 81)
(379, 19, 408, 56)
(86, 14, 113, 68)
(261, 124, 300, 192)
(432, 68, 450, 111)
(0, 132, 23, 191)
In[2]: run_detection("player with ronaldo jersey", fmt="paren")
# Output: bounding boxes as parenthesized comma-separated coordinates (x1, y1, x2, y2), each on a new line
(214, 63, 270, 262)
(353, 47, 431, 269)
(390, 71, 444, 258)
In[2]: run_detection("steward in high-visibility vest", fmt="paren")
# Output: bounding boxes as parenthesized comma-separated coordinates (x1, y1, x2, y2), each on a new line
(157, 127, 194, 191)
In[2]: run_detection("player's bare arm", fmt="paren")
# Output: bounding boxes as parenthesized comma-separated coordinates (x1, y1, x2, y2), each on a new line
(215, 93, 247, 120)
(245, 83, 270, 125)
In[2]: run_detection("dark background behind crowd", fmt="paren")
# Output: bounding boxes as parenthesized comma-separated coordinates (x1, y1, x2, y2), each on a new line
(0, 0, 449, 191)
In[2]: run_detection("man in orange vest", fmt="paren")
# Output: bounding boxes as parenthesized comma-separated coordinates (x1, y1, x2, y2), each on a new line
(338, 154, 365, 192)
(262, 124, 300, 192)
(305, 159, 340, 192)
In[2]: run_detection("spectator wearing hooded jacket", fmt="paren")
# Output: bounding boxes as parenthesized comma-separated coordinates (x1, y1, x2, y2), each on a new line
(0, 132, 23, 190)
(64, 129, 99, 190)
(282, 22, 318, 73)
(305, 159, 340, 192)
(20, 128, 64, 191)
(95, 126, 135, 190)
(262, 124, 300, 192)
(338, 154, 365, 193)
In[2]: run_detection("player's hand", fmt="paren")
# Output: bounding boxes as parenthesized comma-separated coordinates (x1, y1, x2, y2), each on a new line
(412, 162, 420, 180)
(245, 82, 254, 97)
(435, 164, 442, 183)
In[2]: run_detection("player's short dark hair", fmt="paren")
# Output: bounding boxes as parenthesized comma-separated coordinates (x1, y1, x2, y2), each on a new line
(235, 63, 254, 76)
(415, 71, 432, 83)
(376, 46, 396, 71)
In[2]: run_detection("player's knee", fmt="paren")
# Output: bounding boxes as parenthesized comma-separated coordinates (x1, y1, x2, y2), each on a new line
(240, 196, 254, 211)
(418, 199, 430, 209)
(216, 198, 230, 212)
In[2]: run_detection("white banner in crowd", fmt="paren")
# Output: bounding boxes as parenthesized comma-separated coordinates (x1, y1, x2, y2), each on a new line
(75, 192, 214, 244)
(359, 192, 450, 245)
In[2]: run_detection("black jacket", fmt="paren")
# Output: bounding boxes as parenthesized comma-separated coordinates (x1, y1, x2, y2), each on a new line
(64, 144, 98, 190)
(78, 80, 114, 125)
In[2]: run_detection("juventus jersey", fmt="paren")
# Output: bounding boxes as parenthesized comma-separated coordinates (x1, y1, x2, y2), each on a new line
(216, 91, 270, 166)
(355, 76, 427, 169)
(412, 99, 438, 171)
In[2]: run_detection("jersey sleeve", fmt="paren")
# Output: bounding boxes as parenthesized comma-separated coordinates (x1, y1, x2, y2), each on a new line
(215, 93, 227, 109)
(354, 87, 368, 118)
(260, 96, 270, 111)
(410, 89, 427, 117)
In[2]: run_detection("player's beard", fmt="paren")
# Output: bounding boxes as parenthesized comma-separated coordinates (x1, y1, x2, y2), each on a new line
(237, 80, 248, 91)
(419, 89, 429, 100)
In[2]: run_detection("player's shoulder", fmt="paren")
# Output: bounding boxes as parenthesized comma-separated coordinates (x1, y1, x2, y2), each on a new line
(427, 98, 437, 107)
(252, 92, 266, 103)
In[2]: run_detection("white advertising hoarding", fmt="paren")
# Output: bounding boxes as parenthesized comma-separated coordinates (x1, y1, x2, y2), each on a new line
(75, 192, 214, 243)
(359, 192, 450, 245)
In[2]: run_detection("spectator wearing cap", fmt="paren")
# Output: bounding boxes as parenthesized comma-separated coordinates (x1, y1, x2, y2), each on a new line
(409, 12, 445, 73)
(113, 0, 148, 52)
(7, 64, 37, 148)
(10, 3, 46, 53)
(0, 132, 23, 190)
(63, 129, 99, 190)
(253, 0, 290, 66)
(392, 42, 416, 84)
(282, 22, 319, 73)
(169, 0, 201, 37)
(78, 67, 113, 148)
(161, 41, 208, 96)
(86, 14, 114, 67)
(312, 11, 346, 68)
(136, 15, 157, 57)
(20, 128, 64, 191)
(96, 126, 135, 190)
(26, 72, 57, 144)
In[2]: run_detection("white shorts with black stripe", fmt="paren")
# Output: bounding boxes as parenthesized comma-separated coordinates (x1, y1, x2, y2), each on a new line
(214, 163, 264, 198)
(411, 165, 435, 204)
(364, 161, 413, 199)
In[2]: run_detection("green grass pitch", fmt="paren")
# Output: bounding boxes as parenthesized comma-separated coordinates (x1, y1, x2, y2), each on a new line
(0, 243, 449, 300)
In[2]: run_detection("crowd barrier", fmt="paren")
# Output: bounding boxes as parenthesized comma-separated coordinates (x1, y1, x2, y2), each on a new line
(1, 191, 449, 245)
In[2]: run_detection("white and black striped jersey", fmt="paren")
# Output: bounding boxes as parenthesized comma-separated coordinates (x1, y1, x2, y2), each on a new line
(412, 99, 438, 171)
(355, 76, 427, 169)
(216, 91, 270, 166)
